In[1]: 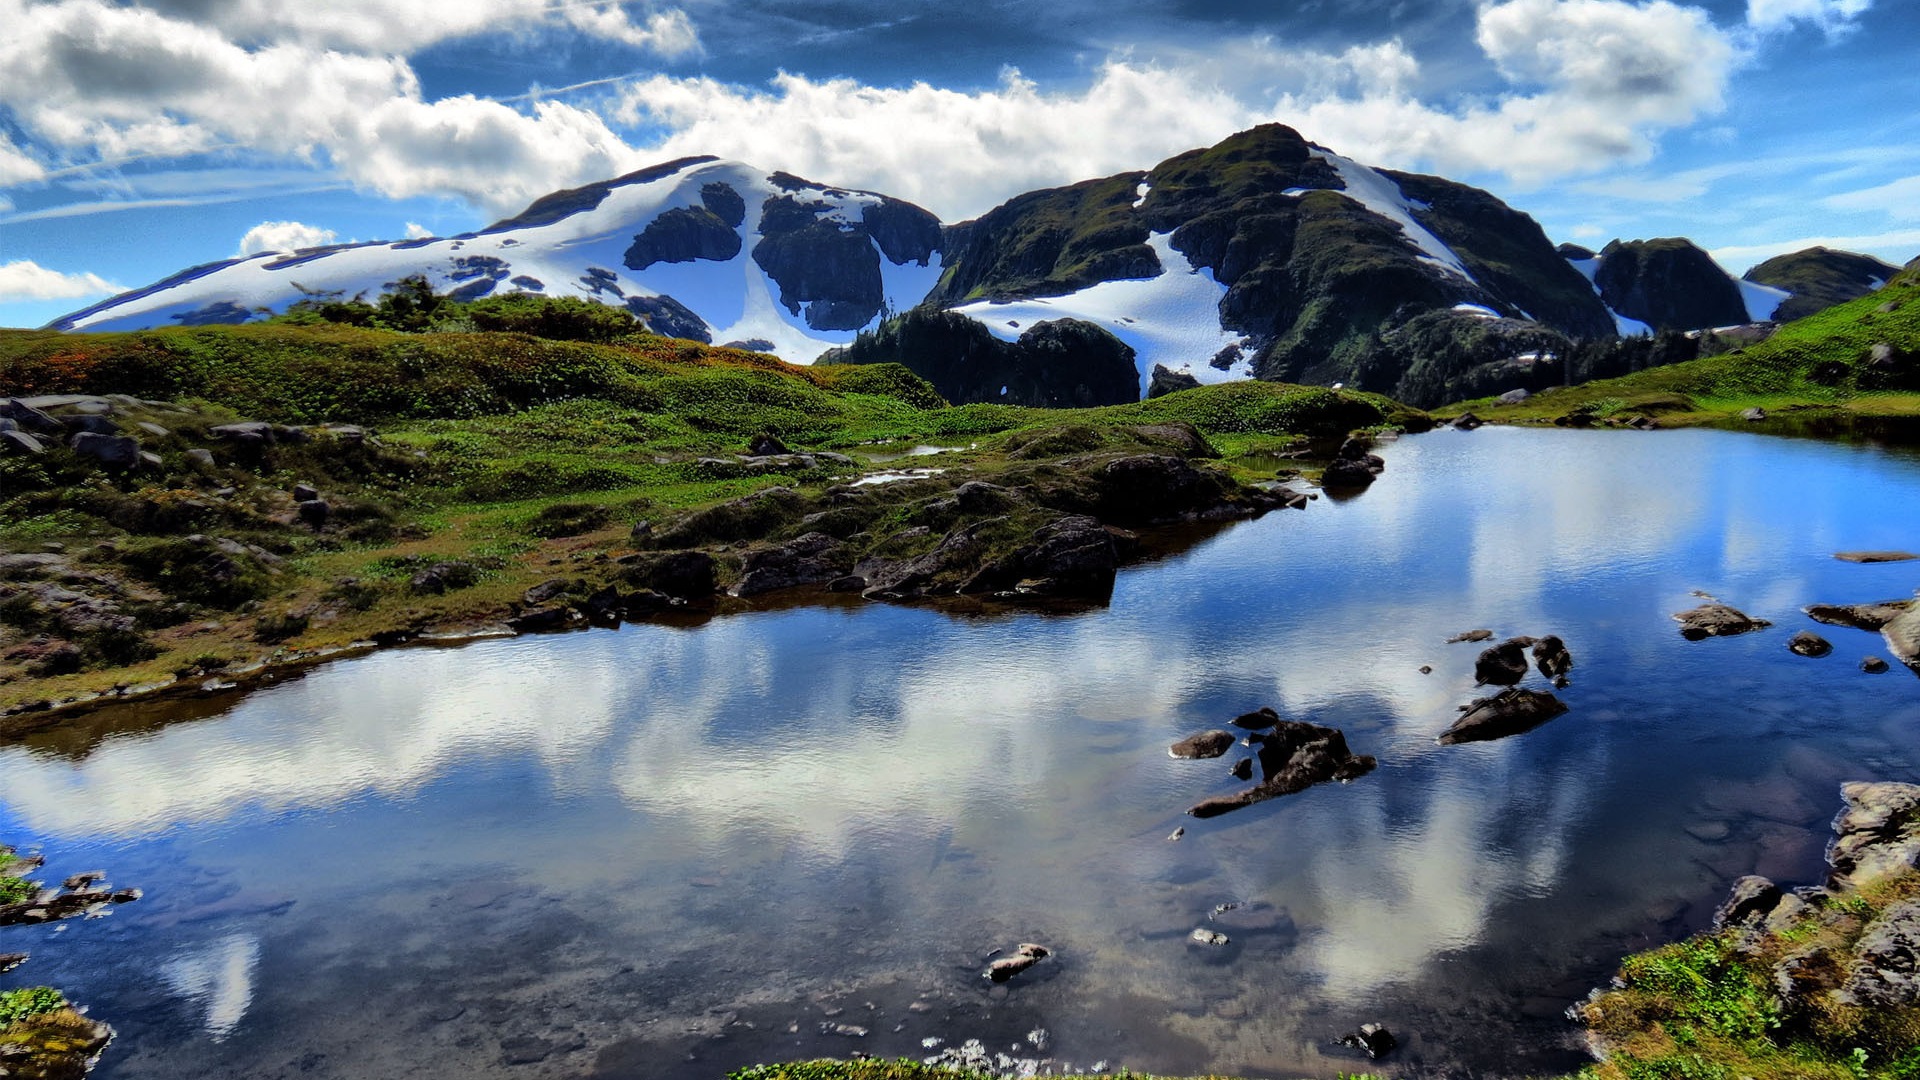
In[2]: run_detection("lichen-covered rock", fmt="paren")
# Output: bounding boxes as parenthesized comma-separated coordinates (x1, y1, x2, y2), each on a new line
(1828, 781, 1920, 890)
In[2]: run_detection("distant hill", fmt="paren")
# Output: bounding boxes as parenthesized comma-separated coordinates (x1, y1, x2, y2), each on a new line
(1744, 247, 1901, 322)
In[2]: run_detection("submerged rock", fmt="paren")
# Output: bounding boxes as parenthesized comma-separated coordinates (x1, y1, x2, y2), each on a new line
(1439, 688, 1569, 745)
(1187, 720, 1376, 818)
(984, 942, 1050, 984)
(1673, 602, 1771, 640)
(1339, 1023, 1398, 1059)
(1170, 731, 1237, 760)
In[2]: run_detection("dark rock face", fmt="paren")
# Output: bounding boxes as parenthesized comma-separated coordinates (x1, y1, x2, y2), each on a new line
(699, 181, 746, 228)
(68, 432, 140, 470)
(1187, 718, 1376, 818)
(623, 294, 712, 343)
(1673, 602, 1772, 640)
(962, 515, 1120, 600)
(1438, 688, 1569, 744)
(819, 308, 1138, 408)
(1532, 635, 1573, 679)
(623, 206, 743, 270)
(732, 533, 854, 597)
(1170, 730, 1237, 760)
(1231, 706, 1280, 730)
(1594, 238, 1749, 330)
(751, 191, 941, 331)
(1147, 364, 1201, 398)
(1744, 247, 1900, 322)
(1713, 875, 1784, 931)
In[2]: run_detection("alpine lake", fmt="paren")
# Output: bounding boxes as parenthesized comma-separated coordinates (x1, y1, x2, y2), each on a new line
(5, 425, 1920, 1079)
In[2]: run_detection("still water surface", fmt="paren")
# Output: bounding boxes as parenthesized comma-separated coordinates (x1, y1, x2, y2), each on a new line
(5, 427, 1920, 1078)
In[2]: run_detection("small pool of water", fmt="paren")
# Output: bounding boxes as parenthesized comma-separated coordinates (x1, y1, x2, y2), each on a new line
(5, 427, 1920, 1079)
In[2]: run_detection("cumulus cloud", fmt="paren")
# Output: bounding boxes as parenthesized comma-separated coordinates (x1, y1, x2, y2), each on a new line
(0, 260, 121, 301)
(0, 0, 646, 212)
(237, 220, 339, 255)
(1745, 0, 1872, 32)
(403, 222, 434, 239)
(614, 62, 1255, 218)
(0, 137, 45, 185)
(1823, 175, 1920, 220)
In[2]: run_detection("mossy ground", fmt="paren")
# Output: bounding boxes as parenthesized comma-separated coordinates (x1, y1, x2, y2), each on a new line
(0, 323, 1418, 716)
(1445, 266, 1920, 430)
(1576, 871, 1920, 1080)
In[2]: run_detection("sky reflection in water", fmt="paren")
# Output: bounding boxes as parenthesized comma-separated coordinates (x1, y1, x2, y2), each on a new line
(5, 427, 1920, 1077)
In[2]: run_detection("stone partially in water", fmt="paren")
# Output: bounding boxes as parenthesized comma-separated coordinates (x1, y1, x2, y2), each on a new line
(1863, 656, 1891, 674)
(1439, 688, 1569, 745)
(1835, 551, 1919, 563)
(1447, 629, 1494, 643)
(1188, 928, 1229, 946)
(1187, 720, 1376, 818)
(1532, 635, 1573, 680)
(1474, 637, 1535, 686)
(1788, 631, 1833, 658)
(1881, 607, 1920, 675)
(984, 943, 1050, 983)
(1170, 730, 1236, 760)
(1806, 600, 1912, 631)
(1230, 707, 1279, 730)
(1674, 603, 1771, 640)
(1339, 1023, 1397, 1059)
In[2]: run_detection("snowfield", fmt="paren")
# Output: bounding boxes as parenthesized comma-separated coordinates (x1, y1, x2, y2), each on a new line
(54, 159, 943, 366)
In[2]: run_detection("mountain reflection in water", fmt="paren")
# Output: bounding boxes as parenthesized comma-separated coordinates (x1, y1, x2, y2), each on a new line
(4, 428, 1920, 1079)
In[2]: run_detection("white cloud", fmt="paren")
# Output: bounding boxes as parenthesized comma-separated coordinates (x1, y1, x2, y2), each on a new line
(0, 259, 121, 301)
(0, 0, 648, 213)
(403, 221, 433, 239)
(1711, 230, 1920, 273)
(1823, 175, 1920, 221)
(0, 136, 44, 184)
(237, 220, 339, 255)
(138, 0, 701, 55)
(1745, 0, 1872, 32)
(614, 62, 1255, 219)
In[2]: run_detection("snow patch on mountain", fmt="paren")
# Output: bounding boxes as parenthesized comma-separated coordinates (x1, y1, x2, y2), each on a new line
(1567, 256, 1652, 337)
(53, 159, 942, 366)
(951, 232, 1252, 397)
(1312, 150, 1476, 283)
(1739, 279, 1791, 322)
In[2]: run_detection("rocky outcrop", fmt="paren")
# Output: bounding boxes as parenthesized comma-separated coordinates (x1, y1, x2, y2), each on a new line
(1594, 238, 1749, 330)
(1674, 602, 1772, 640)
(623, 206, 742, 270)
(1438, 688, 1569, 744)
(1147, 364, 1201, 398)
(818, 309, 1138, 408)
(752, 190, 941, 331)
(1186, 718, 1377, 818)
(1881, 607, 1920, 675)
(1170, 730, 1237, 760)
(1806, 600, 1912, 631)
(731, 533, 854, 597)
(1745, 247, 1899, 322)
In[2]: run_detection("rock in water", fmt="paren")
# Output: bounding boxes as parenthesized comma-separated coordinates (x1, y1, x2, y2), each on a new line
(1339, 1023, 1397, 1059)
(984, 942, 1050, 983)
(1881, 607, 1920, 675)
(1187, 720, 1376, 818)
(1474, 637, 1535, 686)
(1170, 730, 1237, 760)
(1806, 600, 1912, 631)
(1229, 757, 1253, 781)
(1674, 602, 1772, 640)
(1712, 875, 1784, 930)
(1447, 629, 1494, 643)
(1532, 635, 1573, 679)
(1834, 551, 1919, 564)
(1439, 688, 1569, 744)
(1188, 928, 1230, 946)
(1230, 707, 1280, 730)
(1788, 631, 1833, 658)
(1863, 656, 1891, 674)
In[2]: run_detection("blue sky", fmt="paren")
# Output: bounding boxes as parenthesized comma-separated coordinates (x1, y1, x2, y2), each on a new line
(1, 0, 1916, 329)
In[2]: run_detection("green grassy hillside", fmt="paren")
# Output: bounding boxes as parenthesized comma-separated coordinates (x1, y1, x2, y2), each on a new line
(1444, 263, 1920, 428)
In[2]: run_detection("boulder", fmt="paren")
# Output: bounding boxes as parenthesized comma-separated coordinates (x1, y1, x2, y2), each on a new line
(64, 414, 120, 436)
(1843, 900, 1920, 1007)
(296, 499, 331, 529)
(0, 430, 45, 455)
(1187, 719, 1376, 818)
(732, 532, 853, 597)
(523, 579, 569, 605)
(1170, 730, 1237, 760)
(748, 433, 791, 457)
(1452, 412, 1483, 430)
(409, 561, 479, 595)
(1834, 551, 1919, 563)
(0, 398, 63, 435)
(581, 584, 623, 625)
(68, 432, 141, 470)
(984, 943, 1050, 984)
(1864, 656, 1891, 674)
(1474, 637, 1535, 686)
(962, 515, 1120, 600)
(1673, 602, 1771, 640)
(1320, 457, 1377, 490)
(1788, 631, 1833, 658)
(1438, 688, 1569, 745)
(1447, 629, 1495, 644)
(1532, 635, 1573, 680)
(507, 606, 577, 633)
(1741, 407, 1768, 422)
(292, 483, 320, 502)
(185, 447, 215, 468)
(1498, 388, 1530, 405)
(210, 421, 275, 447)
(1712, 875, 1783, 930)
(618, 550, 718, 600)
(1339, 1024, 1397, 1060)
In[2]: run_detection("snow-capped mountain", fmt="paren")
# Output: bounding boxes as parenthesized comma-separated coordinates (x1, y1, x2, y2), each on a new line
(53, 157, 945, 361)
(52, 126, 1905, 410)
